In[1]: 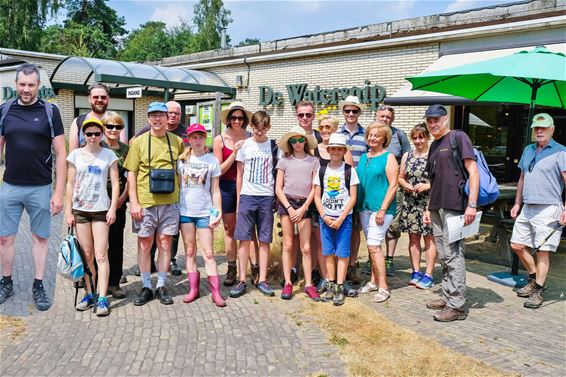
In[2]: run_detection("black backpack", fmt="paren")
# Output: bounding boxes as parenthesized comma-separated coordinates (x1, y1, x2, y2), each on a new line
(318, 163, 352, 194)
(0, 98, 55, 137)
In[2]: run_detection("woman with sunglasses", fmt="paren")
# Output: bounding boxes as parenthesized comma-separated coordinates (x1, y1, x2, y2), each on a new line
(101, 111, 130, 299)
(276, 126, 320, 301)
(65, 118, 119, 316)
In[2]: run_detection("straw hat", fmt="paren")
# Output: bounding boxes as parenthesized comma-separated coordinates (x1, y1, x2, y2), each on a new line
(327, 133, 351, 150)
(220, 101, 253, 125)
(338, 95, 366, 112)
(279, 125, 318, 154)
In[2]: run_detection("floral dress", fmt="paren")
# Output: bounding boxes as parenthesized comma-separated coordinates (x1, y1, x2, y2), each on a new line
(400, 150, 433, 236)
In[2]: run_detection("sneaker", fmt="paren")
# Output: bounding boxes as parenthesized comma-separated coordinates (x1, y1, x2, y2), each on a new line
(516, 278, 537, 298)
(0, 278, 14, 304)
(108, 285, 126, 299)
(133, 287, 154, 306)
(224, 263, 237, 286)
(433, 307, 467, 322)
(346, 265, 360, 285)
(343, 281, 358, 298)
(156, 286, 174, 305)
(250, 264, 260, 287)
(96, 297, 110, 317)
(333, 284, 345, 306)
(281, 283, 293, 300)
(76, 293, 94, 311)
(120, 275, 127, 284)
(170, 261, 182, 276)
(229, 281, 247, 298)
(304, 285, 321, 302)
(358, 281, 378, 294)
(524, 287, 544, 309)
(321, 282, 335, 302)
(317, 279, 329, 294)
(373, 288, 390, 303)
(362, 260, 372, 275)
(385, 259, 395, 277)
(409, 271, 424, 286)
(257, 281, 275, 297)
(416, 274, 434, 289)
(426, 298, 447, 310)
(32, 283, 51, 311)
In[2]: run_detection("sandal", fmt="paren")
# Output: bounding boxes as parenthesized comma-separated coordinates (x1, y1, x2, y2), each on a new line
(373, 288, 390, 303)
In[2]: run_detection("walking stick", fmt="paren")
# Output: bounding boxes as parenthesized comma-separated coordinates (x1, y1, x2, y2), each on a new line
(531, 223, 564, 255)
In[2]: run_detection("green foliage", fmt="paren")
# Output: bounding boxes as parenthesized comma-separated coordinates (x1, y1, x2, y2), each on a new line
(192, 0, 233, 50)
(41, 22, 115, 58)
(237, 38, 260, 47)
(119, 21, 175, 62)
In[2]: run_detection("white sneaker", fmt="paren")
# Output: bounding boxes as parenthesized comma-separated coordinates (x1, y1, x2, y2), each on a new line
(373, 288, 391, 303)
(358, 281, 378, 294)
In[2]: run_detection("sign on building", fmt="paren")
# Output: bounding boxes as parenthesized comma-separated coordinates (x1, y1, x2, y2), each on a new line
(126, 87, 143, 98)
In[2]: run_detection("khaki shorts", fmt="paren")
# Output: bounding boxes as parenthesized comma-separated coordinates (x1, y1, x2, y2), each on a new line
(511, 204, 562, 252)
(133, 204, 180, 237)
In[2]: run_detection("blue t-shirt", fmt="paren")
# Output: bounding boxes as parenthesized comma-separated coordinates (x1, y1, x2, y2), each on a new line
(518, 139, 566, 205)
(356, 152, 396, 215)
(1, 100, 64, 186)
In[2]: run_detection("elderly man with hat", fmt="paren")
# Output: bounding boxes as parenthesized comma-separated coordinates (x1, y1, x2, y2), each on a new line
(510, 113, 566, 309)
(124, 102, 184, 306)
(423, 104, 479, 322)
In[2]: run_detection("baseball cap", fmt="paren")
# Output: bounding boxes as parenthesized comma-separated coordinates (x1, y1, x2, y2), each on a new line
(81, 117, 104, 131)
(147, 102, 168, 114)
(530, 113, 554, 128)
(424, 104, 448, 118)
(186, 123, 207, 136)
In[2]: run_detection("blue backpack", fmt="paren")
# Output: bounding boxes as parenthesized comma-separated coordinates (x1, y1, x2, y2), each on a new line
(449, 130, 499, 207)
(57, 228, 85, 282)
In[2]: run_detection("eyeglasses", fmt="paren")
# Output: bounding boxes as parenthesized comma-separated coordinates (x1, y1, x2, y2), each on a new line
(230, 116, 244, 122)
(105, 124, 124, 131)
(343, 109, 359, 115)
(289, 137, 305, 144)
(91, 95, 108, 101)
(528, 157, 537, 172)
(297, 113, 313, 119)
(377, 105, 394, 112)
(85, 131, 102, 137)
(318, 125, 333, 131)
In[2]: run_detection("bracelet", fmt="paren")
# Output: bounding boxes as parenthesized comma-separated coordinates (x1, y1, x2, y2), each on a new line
(286, 205, 292, 210)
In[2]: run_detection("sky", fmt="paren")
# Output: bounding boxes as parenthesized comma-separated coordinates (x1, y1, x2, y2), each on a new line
(99, 0, 514, 45)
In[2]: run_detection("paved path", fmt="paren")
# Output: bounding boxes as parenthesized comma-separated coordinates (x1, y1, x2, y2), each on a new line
(1, 213, 565, 376)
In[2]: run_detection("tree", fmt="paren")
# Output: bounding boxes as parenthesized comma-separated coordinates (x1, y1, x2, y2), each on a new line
(41, 22, 115, 58)
(0, 0, 62, 50)
(192, 0, 233, 51)
(237, 38, 260, 47)
(119, 22, 174, 62)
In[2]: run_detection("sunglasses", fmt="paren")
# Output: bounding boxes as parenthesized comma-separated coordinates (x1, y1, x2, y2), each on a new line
(230, 116, 244, 122)
(297, 113, 313, 119)
(343, 109, 359, 115)
(91, 95, 108, 100)
(85, 131, 102, 137)
(289, 136, 305, 144)
(318, 125, 333, 131)
(528, 157, 537, 172)
(105, 124, 124, 130)
(377, 105, 394, 112)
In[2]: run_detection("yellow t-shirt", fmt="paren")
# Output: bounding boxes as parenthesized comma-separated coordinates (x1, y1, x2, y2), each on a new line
(124, 131, 184, 208)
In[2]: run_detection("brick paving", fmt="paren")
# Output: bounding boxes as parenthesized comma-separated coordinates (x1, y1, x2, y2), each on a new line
(1, 213, 565, 376)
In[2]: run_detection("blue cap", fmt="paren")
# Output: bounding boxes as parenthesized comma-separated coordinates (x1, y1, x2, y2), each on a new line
(147, 102, 168, 114)
(424, 104, 448, 118)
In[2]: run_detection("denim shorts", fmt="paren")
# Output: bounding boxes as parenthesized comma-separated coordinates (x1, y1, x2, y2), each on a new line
(180, 215, 210, 229)
(0, 183, 52, 238)
(319, 214, 353, 259)
(220, 180, 237, 214)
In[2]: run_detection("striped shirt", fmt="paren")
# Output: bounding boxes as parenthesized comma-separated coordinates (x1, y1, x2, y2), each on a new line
(339, 123, 367, 168)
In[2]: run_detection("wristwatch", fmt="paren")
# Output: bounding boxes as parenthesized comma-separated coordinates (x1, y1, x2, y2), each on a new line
(468, 201, 477, 209)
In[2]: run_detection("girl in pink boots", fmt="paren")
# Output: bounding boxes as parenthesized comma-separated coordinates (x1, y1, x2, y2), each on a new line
(178, 124, 226, 307)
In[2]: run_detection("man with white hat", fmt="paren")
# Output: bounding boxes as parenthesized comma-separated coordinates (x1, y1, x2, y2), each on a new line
(510, 113, 566, 309)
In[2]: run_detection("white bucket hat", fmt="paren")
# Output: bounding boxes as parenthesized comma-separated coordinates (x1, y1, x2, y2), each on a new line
(220, 101, 253, 126)
(327, 133, 351, 150)
(338, 95, 366, 112)
(279, 125, 318, 154)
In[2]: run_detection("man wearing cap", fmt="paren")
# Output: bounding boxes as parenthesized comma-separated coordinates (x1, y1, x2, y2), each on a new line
(510, 113, 566, 309)
(374, 105, 411, 276)
(0, 63, 66, 311)
(423, 104, 479, 322)
(124, 102, 184, 306)
(338, 95, 367, 287)
(131, 101, 186, 276)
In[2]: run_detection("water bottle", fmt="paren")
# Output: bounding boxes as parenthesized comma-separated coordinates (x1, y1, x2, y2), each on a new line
(209, 208, 219, 226)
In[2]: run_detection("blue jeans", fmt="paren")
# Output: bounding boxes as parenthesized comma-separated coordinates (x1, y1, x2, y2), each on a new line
(319, 214, 353, 259)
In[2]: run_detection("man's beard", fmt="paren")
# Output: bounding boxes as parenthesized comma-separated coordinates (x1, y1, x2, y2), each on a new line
(91, 103, 108, 114)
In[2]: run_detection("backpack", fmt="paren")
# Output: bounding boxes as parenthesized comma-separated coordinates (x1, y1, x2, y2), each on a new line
(318, 162, 352, 194)
(57, 228, 85, 282)
(449, 130, 499, 207)
(0, 98, 55, 137)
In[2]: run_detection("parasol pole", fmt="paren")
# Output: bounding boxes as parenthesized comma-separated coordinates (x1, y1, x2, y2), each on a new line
(523, 81, 540, 148)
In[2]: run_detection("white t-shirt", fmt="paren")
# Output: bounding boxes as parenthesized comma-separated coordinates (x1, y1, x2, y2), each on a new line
(313, 162, 359, 217)
(177, 153, 221, 217)
(236, 138, 275, 196)
(67, 147, 118, 212)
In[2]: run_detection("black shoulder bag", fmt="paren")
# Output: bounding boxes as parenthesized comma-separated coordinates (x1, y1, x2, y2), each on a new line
(148, 133, 176, 194)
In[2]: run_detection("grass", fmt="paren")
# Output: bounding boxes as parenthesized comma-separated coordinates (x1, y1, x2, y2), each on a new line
(302, 299, 513, 377)
(0, 316, 27, 342)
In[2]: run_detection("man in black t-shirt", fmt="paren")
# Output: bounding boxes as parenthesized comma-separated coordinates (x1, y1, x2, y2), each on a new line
(0, 64, 67, 311)
(423, 104, 478, 322)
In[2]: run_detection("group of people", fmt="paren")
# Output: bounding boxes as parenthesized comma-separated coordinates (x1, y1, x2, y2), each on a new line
(0, 63, 564, 321)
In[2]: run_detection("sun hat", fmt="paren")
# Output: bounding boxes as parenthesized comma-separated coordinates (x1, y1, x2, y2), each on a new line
(327, 133, 351, 150)
(279, 125, 318, 154)
(424, 104, 448, 118)
(530, 113, 554, 128)
(81, 117, 104, 131)
(338, 95, 366, 112)
(220, 101, 253, 125)
(147, 102, 168, 113)
(185, 123, 207, 136)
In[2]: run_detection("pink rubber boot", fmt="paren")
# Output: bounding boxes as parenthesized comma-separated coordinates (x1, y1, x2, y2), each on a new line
(183, 271, 200, 303)
(208, 275, 226, 307)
